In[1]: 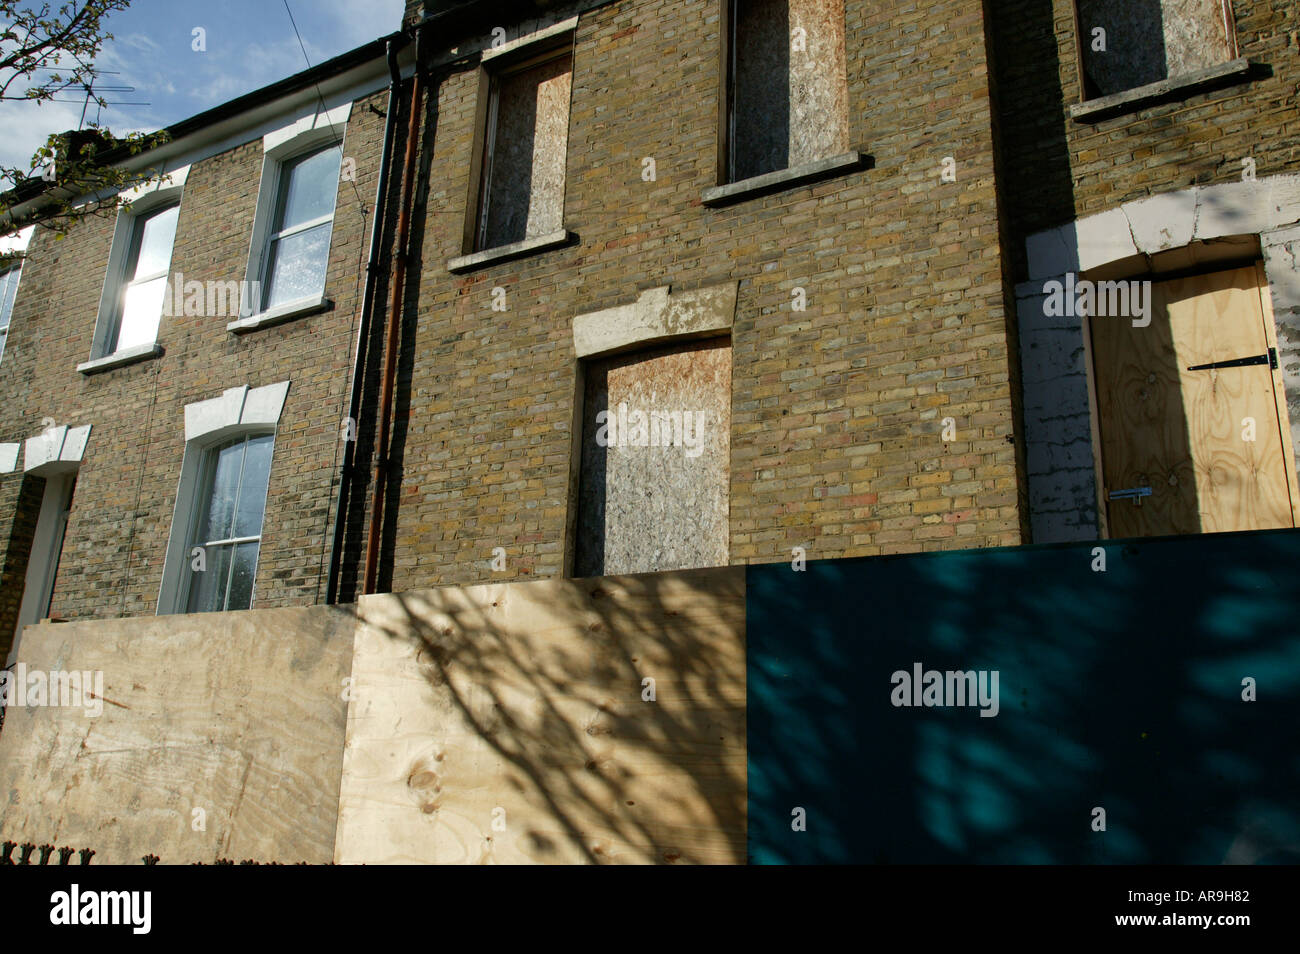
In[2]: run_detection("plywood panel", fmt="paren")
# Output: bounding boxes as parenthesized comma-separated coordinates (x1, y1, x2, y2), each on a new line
(788, 0, 849, 167)
(1254, 261, 1300, 525)
(481, 52, 572, 248)
(0, 606, 355, 864)
(336, 566, 746, 864)
(1077, 0, 1235, 97)
(748, 528, 1300, 863)
(1092, 266, 1296, 538)
(576, 339, 731, 578)
(1162, 0, 1237, 76)
(731, 0, 847, 180)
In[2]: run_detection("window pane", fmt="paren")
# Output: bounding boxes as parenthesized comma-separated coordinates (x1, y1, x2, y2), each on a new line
(226, 541, 259, 611)
(198, 439, 247, 543)
(133, 205, 179, 279)
(0, 329, 7, 363)
(233, 434, 273, 538)
(278, 147, 341, 231)
(116, 275, 167, 350)
(186, 542, 233, 614)
(0, 266, 19, 327)
(263, 222, 331, 309)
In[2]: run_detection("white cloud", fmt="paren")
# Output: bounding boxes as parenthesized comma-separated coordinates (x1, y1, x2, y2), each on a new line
(0, 0, 406, 187)
(0, 101, 86, 179)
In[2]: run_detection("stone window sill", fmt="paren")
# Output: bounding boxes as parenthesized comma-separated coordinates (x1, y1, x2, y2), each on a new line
(702, 151, 870, 207)
(1069, 58, 1252, 122)
(77, 342, 163, 375)
(448, 229, 574, 274)
(227, 294, 332, 333)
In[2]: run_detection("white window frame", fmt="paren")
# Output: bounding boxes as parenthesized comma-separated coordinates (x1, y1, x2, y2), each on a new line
(178, 432, 275, 614)
(258, 145, 338, 299)
(0, 225, 33, 366)
(108, 203, 179, 349)
(236, 102, 351, 332)
(85, 169, 187, 369)
(157, 381, 290, 615)
(0, 261, 22, 366)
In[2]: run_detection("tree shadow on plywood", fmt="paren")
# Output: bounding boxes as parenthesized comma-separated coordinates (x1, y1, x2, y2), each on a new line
(354, 566, 746, 865)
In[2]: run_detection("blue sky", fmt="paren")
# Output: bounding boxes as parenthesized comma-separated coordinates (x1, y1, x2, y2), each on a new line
(1, 0, 405, 178)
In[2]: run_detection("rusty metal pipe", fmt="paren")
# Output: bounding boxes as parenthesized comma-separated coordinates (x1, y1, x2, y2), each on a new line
(325, 35, 407, 606)
(363, 51, 424, 595)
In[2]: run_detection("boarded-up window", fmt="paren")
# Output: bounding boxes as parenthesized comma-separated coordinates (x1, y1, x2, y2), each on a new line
(574, 340, 732, 577)
(477, 47, 572, 250)
(728, 0, 849, 182)
(1077, 0, 1237, 98)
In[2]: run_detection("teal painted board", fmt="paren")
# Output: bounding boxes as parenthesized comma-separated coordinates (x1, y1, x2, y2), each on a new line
(746, 530, 1300, 864)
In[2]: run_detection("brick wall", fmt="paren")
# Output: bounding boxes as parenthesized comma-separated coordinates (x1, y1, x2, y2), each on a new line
(348, 0, 1024, 597)
(0, 476, 44, 653)
(988, 0, 1300, 542)
(2, 0, 1036, 621)
(0, 91, 388, 632)
(990, 0, 1300, 276)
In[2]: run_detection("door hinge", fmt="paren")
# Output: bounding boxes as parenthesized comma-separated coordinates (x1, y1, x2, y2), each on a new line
(1188, 348, 1277, 372)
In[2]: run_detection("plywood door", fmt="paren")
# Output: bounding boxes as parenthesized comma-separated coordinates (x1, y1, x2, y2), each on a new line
(1090, 265, 1297, 539)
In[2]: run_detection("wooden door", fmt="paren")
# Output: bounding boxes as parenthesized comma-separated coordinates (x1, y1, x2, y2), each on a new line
(1089, 264, 1298, 539)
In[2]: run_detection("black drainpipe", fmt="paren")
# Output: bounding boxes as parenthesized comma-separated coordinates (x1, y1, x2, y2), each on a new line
(325, 35, 409, 605)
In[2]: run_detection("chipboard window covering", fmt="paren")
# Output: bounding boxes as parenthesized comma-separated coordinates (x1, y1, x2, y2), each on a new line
(1075, 0, 1238, 98)
(727, 0, 849, 182)
(476, 44, 573, 251)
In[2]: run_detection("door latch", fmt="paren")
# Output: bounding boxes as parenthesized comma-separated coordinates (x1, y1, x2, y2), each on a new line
(1108, 486, 1152, 505)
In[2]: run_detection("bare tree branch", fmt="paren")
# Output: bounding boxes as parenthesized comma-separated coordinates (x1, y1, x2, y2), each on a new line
(0, 1, 170, 239)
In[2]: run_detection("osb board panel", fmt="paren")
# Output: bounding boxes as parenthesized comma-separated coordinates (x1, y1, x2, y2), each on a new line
(788, 0, 849, 166)
(575, 339, 732, 577)
(0, 606, 354, 864)
(1077, 0, 1234, 97)
(337, 566, 745, 864)
(732, 0, 848, 180)
(482, 53, 572, 248)
(1161, 0, 1236, 78)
